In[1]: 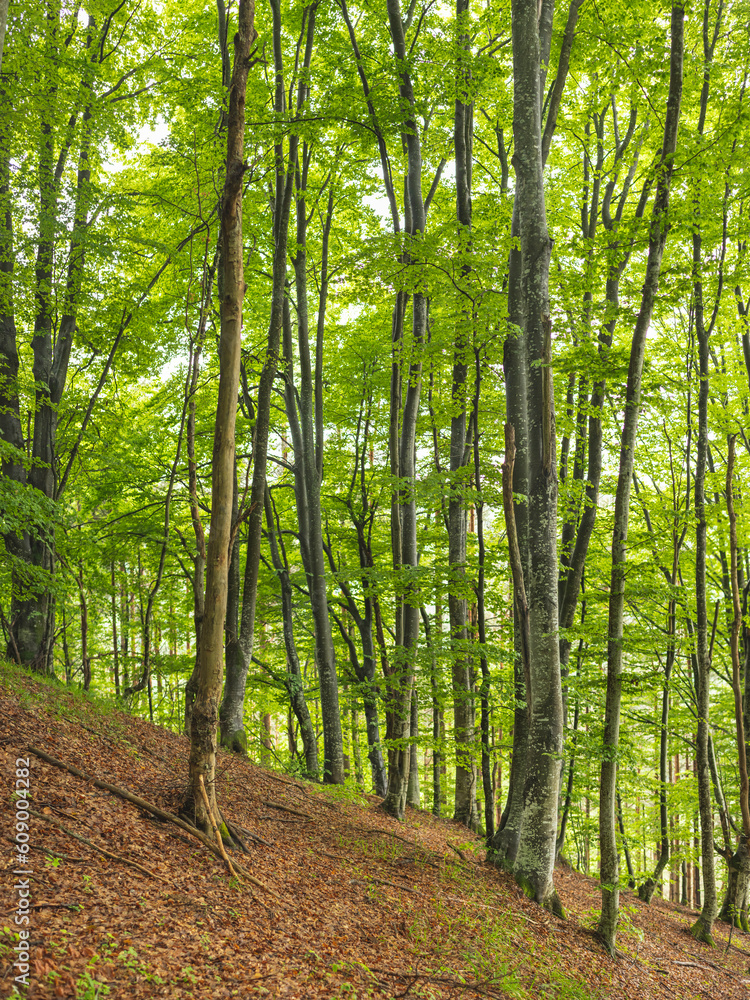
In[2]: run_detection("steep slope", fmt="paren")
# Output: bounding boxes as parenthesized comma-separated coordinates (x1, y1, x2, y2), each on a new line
(1, 664, 747, 999)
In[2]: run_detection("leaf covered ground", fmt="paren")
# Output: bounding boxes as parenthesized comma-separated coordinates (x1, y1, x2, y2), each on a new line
(1, 665, 748, 1000)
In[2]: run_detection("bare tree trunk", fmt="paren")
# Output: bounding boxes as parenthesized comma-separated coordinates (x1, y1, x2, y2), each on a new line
(450, 0, 478, 832)
(0, 0, 9, 73)
(218, 0, 317, 765)
(188, 0, 255, 836)
(382, 0, 427, 821)
(598, 2, 683, 954)
(264, 488, 319, 779)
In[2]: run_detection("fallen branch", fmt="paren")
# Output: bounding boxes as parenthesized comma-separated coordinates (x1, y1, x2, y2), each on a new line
(31, 901, 82, 911)
(259, 769, 307, 791)
(224, 820, 251, 854)
(369, 967, 507, 998)
(30, 808, 167, 882)
(259, 814, 303, 823)
(27, 745, 270, 893)
(227, 821, 273, 847)
(198, 774, 238, 879)
(365, 875, 416, 894)
(261, 799, 312, 819)
(360, 828, 414, 846)
(0, 832, 84, 863)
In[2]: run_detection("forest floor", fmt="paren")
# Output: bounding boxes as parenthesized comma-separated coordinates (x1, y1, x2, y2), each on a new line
(1, 665, 748, 1000)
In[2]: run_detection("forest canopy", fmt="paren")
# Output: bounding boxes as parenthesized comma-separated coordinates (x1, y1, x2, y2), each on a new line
(1, 0, 749, 955)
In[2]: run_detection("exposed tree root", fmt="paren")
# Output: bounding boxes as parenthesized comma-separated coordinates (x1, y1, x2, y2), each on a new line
(27, 745, 272, 894)
(226, 820, 273, 847)
(369, 966, 510, 998)
(198, 774, 238, 878)
(29, 808, 166, 882)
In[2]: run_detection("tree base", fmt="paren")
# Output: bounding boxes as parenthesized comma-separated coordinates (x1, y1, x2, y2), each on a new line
(513, 872, 565, 918)
(220, 728, 247, 755)
(689, 915, 716, 946)
(638, 878, 656, 904)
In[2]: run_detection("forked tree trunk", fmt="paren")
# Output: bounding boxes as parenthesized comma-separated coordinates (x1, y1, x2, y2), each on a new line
(188, 0, 255, 836)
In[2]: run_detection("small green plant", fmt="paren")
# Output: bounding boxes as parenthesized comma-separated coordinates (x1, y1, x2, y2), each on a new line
(75, 969, 110, 999)
(117, 946, 164, 983)
(0, 926, 16, 961)
(181, 964, 198, 985)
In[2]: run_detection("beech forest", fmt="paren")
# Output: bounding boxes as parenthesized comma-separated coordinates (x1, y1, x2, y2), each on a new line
(3, 0, 750, 966)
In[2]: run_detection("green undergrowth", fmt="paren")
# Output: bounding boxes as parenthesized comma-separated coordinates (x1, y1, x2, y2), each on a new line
(333, 830, 606, 1000)
(2, 657, 124, 726)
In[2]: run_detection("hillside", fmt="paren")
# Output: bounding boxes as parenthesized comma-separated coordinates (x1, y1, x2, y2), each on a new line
(1, 666, 747, 1000)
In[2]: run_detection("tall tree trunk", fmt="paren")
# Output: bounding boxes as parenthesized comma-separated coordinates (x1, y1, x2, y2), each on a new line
(188, 0, 255, 836)
(598, 3, 683, 954)
(720, 439, 750, 930)
(689, 0, 725, 942)
(502, 0, 564, 913)
(492, 0, 582, 871)
(450, 0, 478, 832)
(217, 0, 315, 763)
(382, 0, 428, 820)
(290, 134, 344, 783)
(264, 489, 319, 779)
(407, 686, 421, 808)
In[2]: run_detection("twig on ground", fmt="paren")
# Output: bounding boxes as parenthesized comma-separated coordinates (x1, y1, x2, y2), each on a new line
(369, 967, 507, 998)
(227, 821, 273, 847)
(26, 745, 271, 893)
(360, 828, 414, 846)
(31, 901, 82, 911)
(261, 799, 312, 819)
(29, 808, 167, 882)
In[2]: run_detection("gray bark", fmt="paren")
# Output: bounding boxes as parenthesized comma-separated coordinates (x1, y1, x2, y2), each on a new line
(217, 0, 311, 760)
(598, 2, 683, 954)
(264, 488, 319, 779)
(382, 0, 428, 821)
(505, 0, 563, 913)
(689, 0, 725, 942)
(450, 0, 478, 831)
(291, 133, 344, 784)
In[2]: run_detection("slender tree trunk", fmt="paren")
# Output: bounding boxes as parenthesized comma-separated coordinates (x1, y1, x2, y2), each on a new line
(450, 0, 478, 832)
(290, 132, 344, 783)
(639, 597, 677, 903)
(598, 3, 683, 954)
(407, 686, 421, 808)
(719, 439, 750, 930)
(218, 0, 315, 763)
(264, 488, 319, 779)
(382, 0, 428, 820)
(188, 0, 255, 836)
